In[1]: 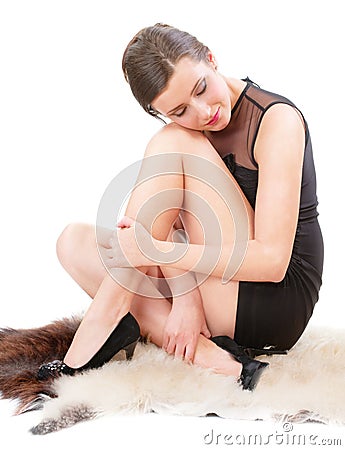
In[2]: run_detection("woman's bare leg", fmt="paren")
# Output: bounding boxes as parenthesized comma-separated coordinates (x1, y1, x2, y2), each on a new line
(57, 223, 241, 377)
(59, 128, 254, 372)
(124, 127, 255, 338)
(63, 272, 133, 368)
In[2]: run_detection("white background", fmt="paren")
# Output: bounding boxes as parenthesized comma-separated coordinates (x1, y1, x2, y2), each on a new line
(0, 0, 344, 447)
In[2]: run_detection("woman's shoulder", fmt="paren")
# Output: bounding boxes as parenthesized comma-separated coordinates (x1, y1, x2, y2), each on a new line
(243, 81, 307, 139)
(148, 122, 205, 146)
(245, 80, 298, 112)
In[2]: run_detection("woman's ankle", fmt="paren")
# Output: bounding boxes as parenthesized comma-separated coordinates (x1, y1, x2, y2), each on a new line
(212, 353, 242, 377)
(194, 336, 242, 377)
(63, 320, 117, 368)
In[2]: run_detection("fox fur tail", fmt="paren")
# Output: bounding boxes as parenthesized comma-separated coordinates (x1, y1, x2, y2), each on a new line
(0, 316, 81, 415)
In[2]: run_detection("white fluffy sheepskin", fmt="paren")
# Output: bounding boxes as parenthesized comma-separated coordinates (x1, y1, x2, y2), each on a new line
(33, 326, 345, 433)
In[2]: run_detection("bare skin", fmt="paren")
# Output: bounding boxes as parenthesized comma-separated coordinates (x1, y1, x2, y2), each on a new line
(59, 224, 242, 377)
(61, 54, 304, 378)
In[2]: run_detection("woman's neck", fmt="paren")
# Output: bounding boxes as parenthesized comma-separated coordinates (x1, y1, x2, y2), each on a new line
(223, 76, 247, 110)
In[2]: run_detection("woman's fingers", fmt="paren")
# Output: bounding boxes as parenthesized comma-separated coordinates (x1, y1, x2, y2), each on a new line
(201, 323, 211, 339)
(164, 333, 198, 363)
(96, 226, 114, 248)
(165, 336, 176, 356)
(174, 341, 186, 360)
(184, 335, 198, 363)
(117, 215, 135, 228)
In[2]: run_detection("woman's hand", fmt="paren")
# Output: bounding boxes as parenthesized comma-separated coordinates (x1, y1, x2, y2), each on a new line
(162, 293, 211, 363)
(102, 216, 156, 269)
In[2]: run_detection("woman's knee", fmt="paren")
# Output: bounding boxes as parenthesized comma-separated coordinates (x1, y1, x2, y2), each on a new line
(56, 222, 92, 270)
(144, 124, 210, 158)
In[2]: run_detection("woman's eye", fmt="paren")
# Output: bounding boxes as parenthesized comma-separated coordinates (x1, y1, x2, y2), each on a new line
(173, 79, 206, 117)
(175, 107, 186, 117)
(197, 79, 207, 96)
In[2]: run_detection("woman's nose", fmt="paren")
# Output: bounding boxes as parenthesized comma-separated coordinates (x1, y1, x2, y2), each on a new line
(194, 101, 211, 120)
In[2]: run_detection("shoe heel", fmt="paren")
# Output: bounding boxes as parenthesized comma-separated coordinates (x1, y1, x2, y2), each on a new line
(241, 361, 269, 391)
(123, 340, 138, 360)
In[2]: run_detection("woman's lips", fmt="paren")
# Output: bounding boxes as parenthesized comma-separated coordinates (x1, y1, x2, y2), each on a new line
(206, 107, 220, 126)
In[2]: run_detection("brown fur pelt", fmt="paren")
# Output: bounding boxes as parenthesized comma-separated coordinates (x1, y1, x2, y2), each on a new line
(0, 316, 81, 415)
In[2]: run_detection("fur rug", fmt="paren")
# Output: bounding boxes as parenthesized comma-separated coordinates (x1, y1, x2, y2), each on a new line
(1, 318, 345, 434)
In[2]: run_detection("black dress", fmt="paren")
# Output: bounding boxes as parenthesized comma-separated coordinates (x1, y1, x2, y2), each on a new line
(206, 78, 324, 353)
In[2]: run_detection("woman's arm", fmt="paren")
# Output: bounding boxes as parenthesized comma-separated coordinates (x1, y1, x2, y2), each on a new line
(155, 104, 305, 282)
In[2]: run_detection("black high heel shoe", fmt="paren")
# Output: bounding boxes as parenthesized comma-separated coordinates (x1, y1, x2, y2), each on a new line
(211, 335, 269, 391)
(37, 312, 140, 380)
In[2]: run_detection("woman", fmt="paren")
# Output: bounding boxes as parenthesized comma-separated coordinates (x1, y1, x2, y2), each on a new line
(38, 23, 323, 391)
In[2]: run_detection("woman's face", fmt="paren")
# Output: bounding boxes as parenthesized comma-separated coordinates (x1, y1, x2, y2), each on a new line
(151, 55, 232, 132)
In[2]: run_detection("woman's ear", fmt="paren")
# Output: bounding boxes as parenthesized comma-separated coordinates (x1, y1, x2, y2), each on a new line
(208, 52, 218, 70)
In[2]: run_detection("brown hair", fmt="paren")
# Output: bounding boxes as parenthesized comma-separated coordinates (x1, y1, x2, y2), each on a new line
(122, 23, 210, 119)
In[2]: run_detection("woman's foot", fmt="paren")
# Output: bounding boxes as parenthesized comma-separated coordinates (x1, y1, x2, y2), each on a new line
(37, 312, 140, 380)
(211, 335, 269, 391)
(193, 337, 243, 378)
(37, 360, 75, 380)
